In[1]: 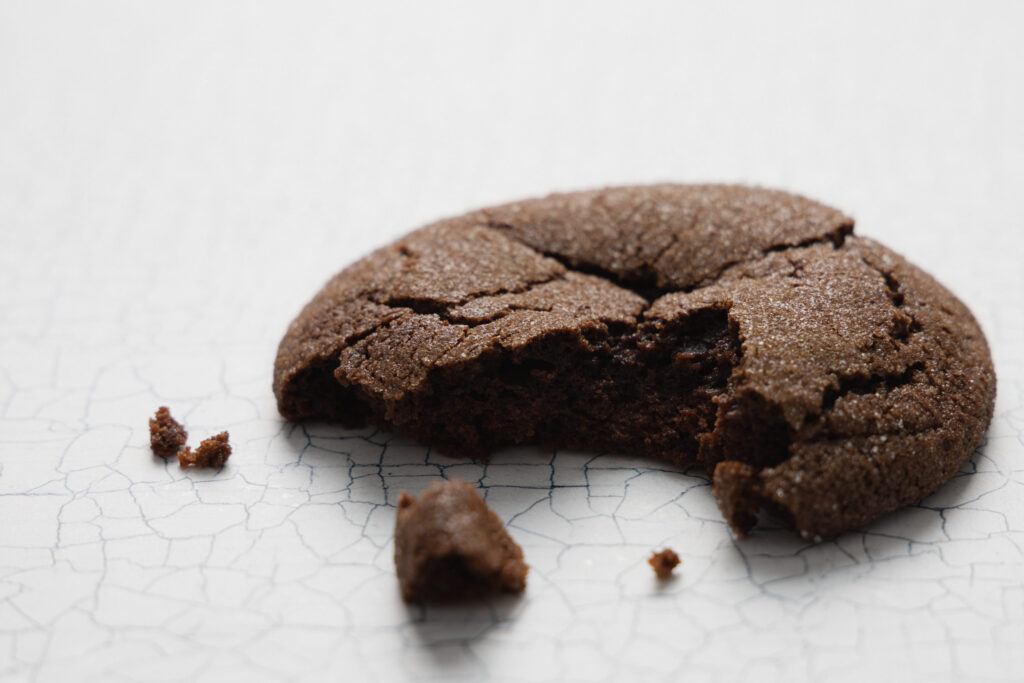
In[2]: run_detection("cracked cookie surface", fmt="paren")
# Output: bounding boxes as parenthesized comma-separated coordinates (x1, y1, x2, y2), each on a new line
(273, 184, 996, 539)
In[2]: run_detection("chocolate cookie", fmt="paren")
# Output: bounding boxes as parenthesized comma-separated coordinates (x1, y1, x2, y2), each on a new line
(274, 185, 995, 540)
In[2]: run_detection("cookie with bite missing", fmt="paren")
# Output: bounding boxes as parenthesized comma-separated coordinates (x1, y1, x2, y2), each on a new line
(274, 185, 995, 540)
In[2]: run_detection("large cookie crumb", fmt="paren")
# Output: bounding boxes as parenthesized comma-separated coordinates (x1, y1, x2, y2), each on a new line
(394, 479, 528, 602)
(149, 406, 187, 456)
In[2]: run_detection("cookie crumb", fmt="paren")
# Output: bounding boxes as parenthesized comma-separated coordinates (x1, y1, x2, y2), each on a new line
(394, 479, 528, 602)
(149, 406, 187, 456)
(178, 431, 231, 468)
(648, 548, 681, 579)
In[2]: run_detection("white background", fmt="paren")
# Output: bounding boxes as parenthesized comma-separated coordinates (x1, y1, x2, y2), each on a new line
(1, 1, 1023, 681)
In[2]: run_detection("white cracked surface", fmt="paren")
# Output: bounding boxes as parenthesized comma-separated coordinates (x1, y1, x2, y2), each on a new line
(2, 1, 1023, 681)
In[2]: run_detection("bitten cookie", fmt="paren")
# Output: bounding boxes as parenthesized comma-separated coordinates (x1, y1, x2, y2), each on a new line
(274, 185, 996, 540)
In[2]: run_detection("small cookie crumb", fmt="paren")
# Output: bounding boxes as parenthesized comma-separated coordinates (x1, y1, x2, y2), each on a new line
(648, 548, 680, 579)
(179, 431, 231, 468)
(149, 406, 187, 456)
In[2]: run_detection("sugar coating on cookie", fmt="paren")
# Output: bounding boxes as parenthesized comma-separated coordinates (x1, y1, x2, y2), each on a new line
(274, 185, 996, 540)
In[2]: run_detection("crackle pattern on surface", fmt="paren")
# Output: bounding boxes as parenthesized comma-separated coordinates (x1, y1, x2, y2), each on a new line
(3, 1, 1024, 681)
(0, 250, 1021, 683)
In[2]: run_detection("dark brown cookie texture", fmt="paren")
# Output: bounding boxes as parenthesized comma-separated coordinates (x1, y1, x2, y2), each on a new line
(394, 479, 528, 602)
(149, 406, 187, 456)
(274, 185, 996, 540)
(179, 431, 231, 469)
(648, 548, 681, 579)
